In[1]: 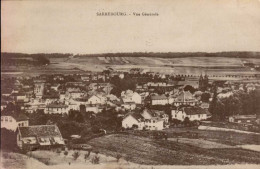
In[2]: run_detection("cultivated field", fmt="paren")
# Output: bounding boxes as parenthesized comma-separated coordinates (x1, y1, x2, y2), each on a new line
(87, 134, 260, 165)
(164, 127, 260, 146)
(2, 56, 260, 78)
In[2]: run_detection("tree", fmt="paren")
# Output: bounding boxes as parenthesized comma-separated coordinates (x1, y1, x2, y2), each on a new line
(64, 151, 68, 158)
(201, 92, 211, 102)
(56, 149, 61, 155)
(84, 152, 90, 162)
(91, 151, 100, 164)
(183, 117, 190, 126)
(184, 85, 196, 94)
(116, 154, 122, 163)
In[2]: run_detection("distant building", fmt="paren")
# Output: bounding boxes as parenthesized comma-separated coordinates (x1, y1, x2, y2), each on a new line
(171, 106, 210, 121)
(151, 95, 168, 105)
(1, 111, 29, 131)
(122, 109, 168, 130)
(121, 90, 142, 104)
(45, 103, 69, 114)
(173, 91, 197, 107)
(199, 74, 209, 91)
(17, 125, 65, 150)
(229, 115, 258, 124)
(34, 80, 45, 99)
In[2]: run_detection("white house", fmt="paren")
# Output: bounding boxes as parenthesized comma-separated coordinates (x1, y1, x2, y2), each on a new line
(173, 91, 197, 107)
(122, 109, 166, 130)
(88, 95, 105, 105)
(121, 102, 136, 110)
(171, 106, 209, 121)
(144, 117, 164, 130)
(86, 106, 99, 114)
(141, 109, 169, 124)
(122, 112, 145, 129)
(45, 103, 69, 114)
(151, 95, 168, 105)
(121, 90, 142, 104)
(1, 111, 29, 131)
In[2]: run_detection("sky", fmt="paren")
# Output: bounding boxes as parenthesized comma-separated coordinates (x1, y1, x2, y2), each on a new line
(1, 0, 260, 54)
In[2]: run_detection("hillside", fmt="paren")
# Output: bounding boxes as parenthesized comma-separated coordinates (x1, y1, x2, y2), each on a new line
(88, 134, 260, 165)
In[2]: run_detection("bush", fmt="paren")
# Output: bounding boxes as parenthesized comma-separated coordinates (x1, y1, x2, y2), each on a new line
(84, 152, 91, 162)
(116, 154, 122, 162)
(64, 151, 68, 157)
(72, 151, 80, 160)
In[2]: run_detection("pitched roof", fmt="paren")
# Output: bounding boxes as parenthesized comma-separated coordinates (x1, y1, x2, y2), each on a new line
(175, 91, 196, 102)
(1, 111, 29, 121)
(19, 125, 62, 138)
(124, 111, 144, 122)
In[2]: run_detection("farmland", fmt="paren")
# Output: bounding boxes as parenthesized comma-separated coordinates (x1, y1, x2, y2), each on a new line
(2, 55, 260, 79)
(87, 134, 260, 165)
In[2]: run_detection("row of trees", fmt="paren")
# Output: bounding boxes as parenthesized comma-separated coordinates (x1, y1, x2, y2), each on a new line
(210, 87, 260, 121)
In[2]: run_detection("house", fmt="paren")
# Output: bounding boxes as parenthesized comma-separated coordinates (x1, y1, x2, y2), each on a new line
(24, 98, 46, 113)
(1, 111, 29, 131)
(173, 91, 197, 107)
(121, 102, 136, 110)
(69, 91, 85, 99)
(122, 110, 166, 130)
(171, 106, 209, 121)
(86, 106, 99, 114)
(34, 80, 45, 99)
(17, 125, 65, 150)
(88, 95, 105, 105)
(45, 103, 69, 114)
(144, 117, 164, 130)
(122, 112, 145, 129)
(121, 90, 142, 104)
(229, 115, 258, 124)
(81, 75, 91, 82)
(151, 95, 168, 105)
(142, 109, 169, 123)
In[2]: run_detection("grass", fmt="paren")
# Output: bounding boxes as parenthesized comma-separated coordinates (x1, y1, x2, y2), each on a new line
(164, 127, 260, 146)
(87, 134, 260, 165)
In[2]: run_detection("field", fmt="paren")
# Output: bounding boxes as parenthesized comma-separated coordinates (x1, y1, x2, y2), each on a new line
(87, 134, 260, 165)
(164, 127, 260, 146)
(2, 56, 260, 79)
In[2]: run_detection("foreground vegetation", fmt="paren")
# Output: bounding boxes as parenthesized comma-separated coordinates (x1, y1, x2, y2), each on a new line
(88, 134, 260, 165)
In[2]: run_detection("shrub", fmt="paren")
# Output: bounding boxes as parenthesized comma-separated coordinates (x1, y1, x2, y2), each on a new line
(64, 151, 68, 158)
(91, 151, 100, 164)
(72, 151, 80, 160)
(116, 154, 122, 162)
(84, 151, 91, 162)
(56, 149, 61, 155)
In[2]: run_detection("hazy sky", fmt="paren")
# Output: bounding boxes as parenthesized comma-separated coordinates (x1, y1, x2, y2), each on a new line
(2, 0, 260, 54)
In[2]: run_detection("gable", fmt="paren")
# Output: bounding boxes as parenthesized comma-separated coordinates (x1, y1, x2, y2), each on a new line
(123, 115, 139, 123)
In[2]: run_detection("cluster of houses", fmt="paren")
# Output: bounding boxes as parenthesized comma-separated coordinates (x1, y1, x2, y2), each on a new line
(1, 110, 65, 151)
(1, 70, 260, 150)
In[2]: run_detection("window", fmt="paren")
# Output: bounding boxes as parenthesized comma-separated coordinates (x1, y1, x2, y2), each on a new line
(9, 117, 12, 122)
(5, 117, 8, 122)
(1, 117, 3, 122)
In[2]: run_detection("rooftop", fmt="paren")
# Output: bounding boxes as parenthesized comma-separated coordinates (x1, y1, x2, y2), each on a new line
(19, 125, 62, 138)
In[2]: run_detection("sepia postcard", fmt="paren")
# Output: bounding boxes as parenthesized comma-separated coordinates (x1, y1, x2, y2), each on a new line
(1, 0, 260, 169)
